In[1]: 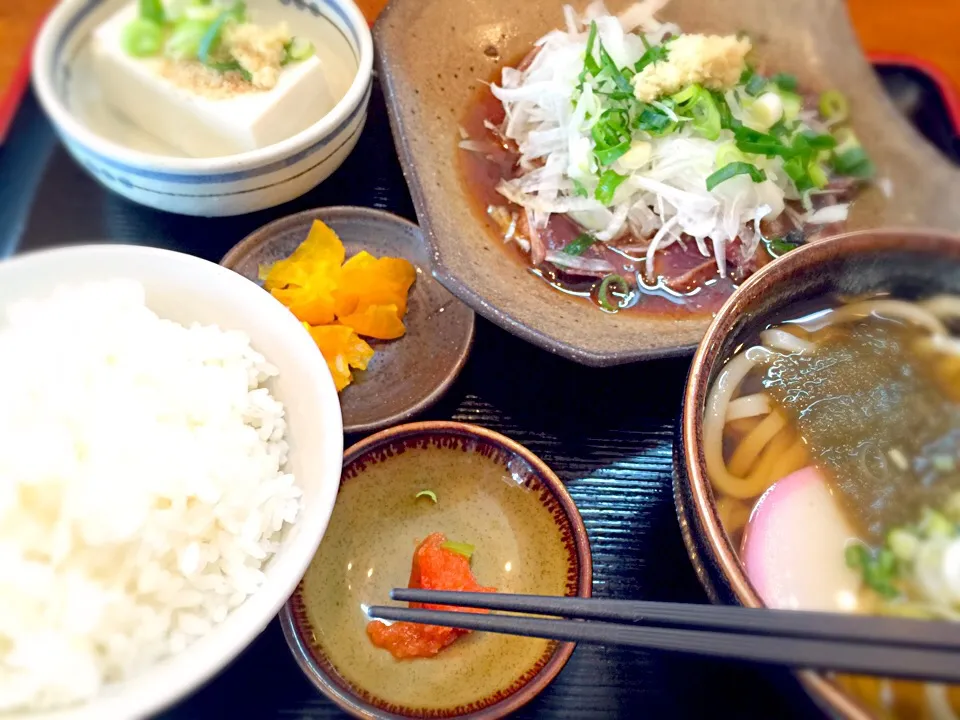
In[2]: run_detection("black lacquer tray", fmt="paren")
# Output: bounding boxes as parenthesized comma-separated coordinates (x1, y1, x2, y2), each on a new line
(0, 64, 957, 719)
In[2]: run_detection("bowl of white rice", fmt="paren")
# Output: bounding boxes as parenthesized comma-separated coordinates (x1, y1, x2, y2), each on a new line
(0, 244, 343, 719)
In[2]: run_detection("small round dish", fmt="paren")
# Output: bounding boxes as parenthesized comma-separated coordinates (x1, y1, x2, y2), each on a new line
(280, 421, 592, 719)
(221, 207, 475, 434)
(31, 0, 373, 216)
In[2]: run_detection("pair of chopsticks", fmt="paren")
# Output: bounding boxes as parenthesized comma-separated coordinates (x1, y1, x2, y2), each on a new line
(368, 590, 960, 683)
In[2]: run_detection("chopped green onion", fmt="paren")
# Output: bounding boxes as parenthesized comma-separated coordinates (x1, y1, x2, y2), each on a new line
(596, 40, 633, 94)
(765, 234, 802, 257)
(783, 156, 815, 192)
(165, 19, 211, 61)
(833, 127, 860, 153)
(771, 73, 798, 92)
(597, 274, 629, 311)
(441, 541, 475, 559)
(844, 542, 900, 599)
(592, 108, 631, 165)
(634, 36, 668, 73)
(206, 60, 252, 82)
(671, 84, 699, 105)
(845, 543, 869, 569)
(705, 161, 766, 191)
(715, 143, 747, 167)
(197, 3, 247, 66)
(634, 104, 676, 135)
(779, 91, 802, 121)
(571, 178, 589, 198)
(415, 490, 438, 503)
(888, 528, 920, 561)
(744, 73, 767, 97)
(594, 169, 626, 204)
(807, 160, 829, 189)
(920, 509, 953, 539)
(139, 0, 166, 24)
(580, 20, 600, 76)
(184, 5, 220, 22)
(819, 89, 849, 123)
(793, 130, 838, 151)
(121, 19, 164, 57)
(831, 146, 874, 178)
(283, 37, 315, 64)
(673, 84, 721, 141)
(562, 234, 596, 256)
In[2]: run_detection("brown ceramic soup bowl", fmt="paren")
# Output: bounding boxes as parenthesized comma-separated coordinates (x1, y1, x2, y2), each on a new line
(673, 229, 960, 719)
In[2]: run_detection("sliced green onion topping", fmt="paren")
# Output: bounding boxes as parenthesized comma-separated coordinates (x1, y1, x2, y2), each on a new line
(764, 231, 804, 258)
(592, 108, 631, 166)
(583, 21, 601, 76)
(845, 542, 899, 599)
(597, 274, 629, 312)
(197, 2, 246, 65)
(831, 146, 874, 178)
(634, 35, 668, 73)
(744, 73, 767, 97)
(807, 160, 829, 189)
(771, 73, 798, 92)
(705, 161, 767, 191)
(594, 169, 626, 205)
(206, 60, 252, 82)
(415, 490, 437, 503)
(284, 37, 315, 64)
(184, 5, 220, 22)
(165, 19, 211, 61)
(571, 178, 589, 198)
(562, 234, 596, 256)
(634, 104, 676, 136)
(819, 89, 849, 123)
(441, 541, 475, 559)
(672, 84, 721, 141)
(121, 19, 164, 58)
(139, 0, 166, 25)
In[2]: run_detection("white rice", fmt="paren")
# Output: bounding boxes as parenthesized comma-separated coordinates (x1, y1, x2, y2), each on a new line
(0, 279, 301, 712)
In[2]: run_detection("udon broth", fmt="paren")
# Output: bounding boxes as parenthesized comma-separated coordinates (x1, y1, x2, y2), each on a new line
(705, 293, 960, 718)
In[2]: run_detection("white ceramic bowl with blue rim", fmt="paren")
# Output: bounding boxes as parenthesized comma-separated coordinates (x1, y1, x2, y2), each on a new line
(0, 244, 344, 719)
(31, 0, 373, 217)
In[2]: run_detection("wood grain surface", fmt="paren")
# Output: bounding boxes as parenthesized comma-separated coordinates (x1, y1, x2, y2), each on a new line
(2, 0, 960, 100)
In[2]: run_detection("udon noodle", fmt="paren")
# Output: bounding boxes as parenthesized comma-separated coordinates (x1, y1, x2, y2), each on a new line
(705, 293, 960, 719)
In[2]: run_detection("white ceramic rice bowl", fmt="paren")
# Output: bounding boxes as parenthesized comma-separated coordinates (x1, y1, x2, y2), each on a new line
(31, 0, 373, 217)
(0, 244, 344, 720)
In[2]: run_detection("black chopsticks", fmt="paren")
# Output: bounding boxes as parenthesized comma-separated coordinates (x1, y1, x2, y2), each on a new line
(367, 590, 960, 684)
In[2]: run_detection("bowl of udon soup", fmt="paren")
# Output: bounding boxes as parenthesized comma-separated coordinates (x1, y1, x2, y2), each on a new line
(676, 229, 960, 720)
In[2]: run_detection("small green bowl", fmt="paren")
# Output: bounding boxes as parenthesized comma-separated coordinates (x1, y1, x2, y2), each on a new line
(280, 421, 592, 719)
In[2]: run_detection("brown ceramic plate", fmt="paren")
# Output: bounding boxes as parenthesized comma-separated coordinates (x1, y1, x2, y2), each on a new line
(221, 207, 475, 434)
(280, 421, 592, 719)
(375, 0, 960, 367)
(674, 229, 960, 719)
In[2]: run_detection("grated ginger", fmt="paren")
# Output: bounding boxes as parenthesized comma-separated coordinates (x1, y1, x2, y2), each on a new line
(632, 33, 752, 102)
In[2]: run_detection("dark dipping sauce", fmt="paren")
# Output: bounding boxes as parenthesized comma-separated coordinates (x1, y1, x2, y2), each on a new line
(763, 317, 960, 543)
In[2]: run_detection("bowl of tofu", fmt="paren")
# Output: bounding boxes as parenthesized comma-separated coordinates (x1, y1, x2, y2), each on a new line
(31, 0, 373, 217)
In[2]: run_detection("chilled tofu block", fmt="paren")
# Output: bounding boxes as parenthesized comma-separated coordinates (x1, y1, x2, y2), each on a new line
(91, 4, 336, 157)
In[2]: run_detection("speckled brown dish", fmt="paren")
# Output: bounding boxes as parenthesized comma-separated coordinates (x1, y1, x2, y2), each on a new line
(673, 229, 960, 719)
(280, 421, 592, 719)
(375, 0, 960, 367)
(221, 207, 475, 434)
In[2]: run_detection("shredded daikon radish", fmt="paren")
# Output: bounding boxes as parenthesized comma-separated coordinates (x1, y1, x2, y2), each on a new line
(489, 1, 794, 277)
